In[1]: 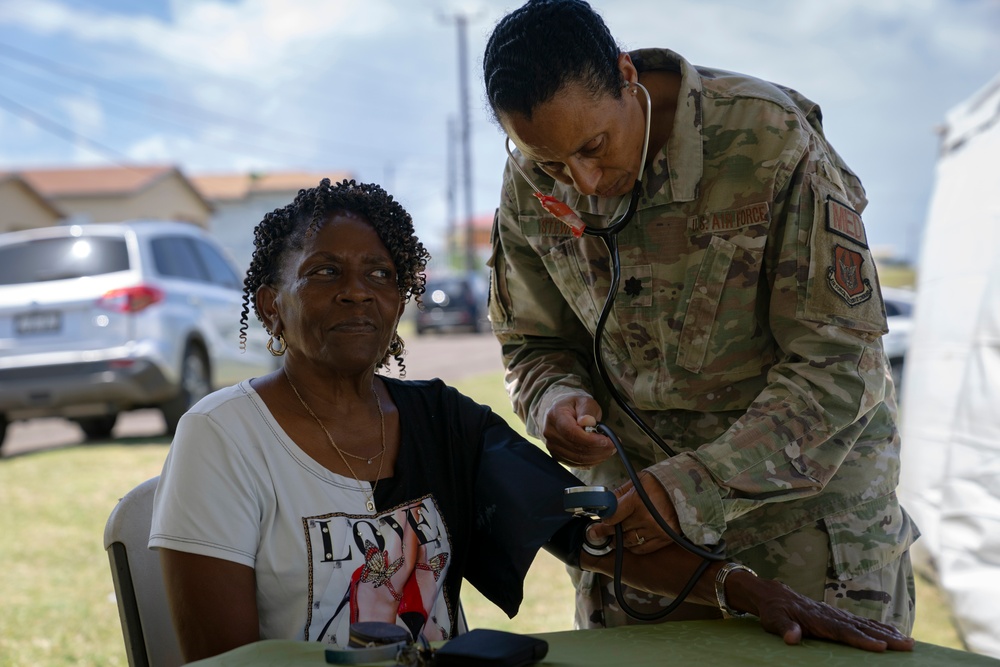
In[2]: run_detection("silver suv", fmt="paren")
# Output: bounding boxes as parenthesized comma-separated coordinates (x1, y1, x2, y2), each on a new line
(0, 221, 274, 450)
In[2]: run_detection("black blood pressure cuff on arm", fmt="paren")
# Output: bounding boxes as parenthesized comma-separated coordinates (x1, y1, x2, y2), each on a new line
(543, 516, 590, 569)
(465, 414, 584, 617)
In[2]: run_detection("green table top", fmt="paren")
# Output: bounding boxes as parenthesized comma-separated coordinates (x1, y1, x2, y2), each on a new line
(187, 620, 998, 667)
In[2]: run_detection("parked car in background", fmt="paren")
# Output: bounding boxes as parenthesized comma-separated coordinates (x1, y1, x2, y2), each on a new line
(0, 221, 275, 451)
(881, 286, 916, 396)
(415, 272, 489, 335)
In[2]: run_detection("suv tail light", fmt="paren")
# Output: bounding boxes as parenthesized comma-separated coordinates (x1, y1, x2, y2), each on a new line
(97, 285, 165, 313)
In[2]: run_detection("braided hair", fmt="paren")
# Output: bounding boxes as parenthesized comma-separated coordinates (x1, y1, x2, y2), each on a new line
(483, 0, 623, 123)
(239, 178, 430, 375)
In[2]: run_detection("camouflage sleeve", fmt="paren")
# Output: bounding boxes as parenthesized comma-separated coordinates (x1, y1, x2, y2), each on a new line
(648, 136, 891, 547)
(487, 163, 596, 438)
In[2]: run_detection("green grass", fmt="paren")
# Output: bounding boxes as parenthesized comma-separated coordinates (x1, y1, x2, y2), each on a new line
(0, 371, 964, 666)
(0, 442, 170, 666)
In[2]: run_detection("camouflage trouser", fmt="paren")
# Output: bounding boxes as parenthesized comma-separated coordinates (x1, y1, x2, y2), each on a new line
(571, 520, 916, 633)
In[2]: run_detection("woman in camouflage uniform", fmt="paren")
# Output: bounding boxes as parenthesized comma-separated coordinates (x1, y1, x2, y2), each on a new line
(483, 0, 918, 632)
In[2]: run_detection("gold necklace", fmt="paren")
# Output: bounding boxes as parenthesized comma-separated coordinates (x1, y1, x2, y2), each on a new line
(286, 375, 386, 513)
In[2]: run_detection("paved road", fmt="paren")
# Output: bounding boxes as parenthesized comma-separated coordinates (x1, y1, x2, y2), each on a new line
(0, 331, 503, 458)
(394, 330, 504, 384)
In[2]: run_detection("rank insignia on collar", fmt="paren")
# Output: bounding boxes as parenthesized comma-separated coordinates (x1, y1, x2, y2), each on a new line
(828, 245, 874, 306)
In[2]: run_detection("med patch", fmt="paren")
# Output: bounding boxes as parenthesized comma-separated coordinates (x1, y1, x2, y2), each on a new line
(801, 176, 886, 332)
(826, 196, 868, 247)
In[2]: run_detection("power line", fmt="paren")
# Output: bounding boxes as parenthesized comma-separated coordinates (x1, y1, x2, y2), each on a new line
(0, 62, 454, 183)
(0, 66, 324, 164)
(0, 91, 133, 166)
(0, 42, 313, 145)
(0, 40, 392, 159)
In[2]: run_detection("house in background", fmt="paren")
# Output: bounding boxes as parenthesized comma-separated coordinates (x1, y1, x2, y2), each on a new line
(16, 165, 212, 228)
(0, 166, 357, 271)
(0, 174, 64, 233)
(190, 171, 353, 271)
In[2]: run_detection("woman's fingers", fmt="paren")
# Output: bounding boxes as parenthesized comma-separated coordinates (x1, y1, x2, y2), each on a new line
(780, 623, 802, 646)
(542, 396, 615, 467)
(760, 603, 912, 652)
(751, 579, 913, 653)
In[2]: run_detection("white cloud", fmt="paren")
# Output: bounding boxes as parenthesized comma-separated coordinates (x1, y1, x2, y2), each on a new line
(1, 0, 998, 261)
(60, 89, 104, 138)
(1, 0, 411, 77)
(126, 133, 178, 163)
(0, 0, 81, 33)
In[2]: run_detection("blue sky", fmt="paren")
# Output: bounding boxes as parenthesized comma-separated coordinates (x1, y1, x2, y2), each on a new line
(1, 0, 998, 264)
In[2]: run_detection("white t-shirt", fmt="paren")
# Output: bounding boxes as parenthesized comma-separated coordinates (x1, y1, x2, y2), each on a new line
(150, 377, 578, 647)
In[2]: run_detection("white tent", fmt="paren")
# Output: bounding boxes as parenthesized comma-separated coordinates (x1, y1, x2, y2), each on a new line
(898, 72, 1000, 658)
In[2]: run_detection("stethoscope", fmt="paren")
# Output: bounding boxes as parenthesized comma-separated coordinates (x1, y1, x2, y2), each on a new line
(506, 81, 727, 620)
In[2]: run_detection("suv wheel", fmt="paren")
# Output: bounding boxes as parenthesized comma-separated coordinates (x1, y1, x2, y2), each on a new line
(161, 345, 211, 435)
(0, 414, 7, 453)
(74, 415, 118, 441)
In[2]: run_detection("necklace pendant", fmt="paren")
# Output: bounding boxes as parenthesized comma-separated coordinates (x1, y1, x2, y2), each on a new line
(367, 457, 373, 465)
(366, 499, 376, 512)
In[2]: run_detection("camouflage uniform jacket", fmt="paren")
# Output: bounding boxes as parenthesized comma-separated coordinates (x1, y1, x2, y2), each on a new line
(488, 48, 916, 575)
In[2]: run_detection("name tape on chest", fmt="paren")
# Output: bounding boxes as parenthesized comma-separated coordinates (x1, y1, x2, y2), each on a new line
(687, 202, 770, 234)
(523, 216, 579, 237)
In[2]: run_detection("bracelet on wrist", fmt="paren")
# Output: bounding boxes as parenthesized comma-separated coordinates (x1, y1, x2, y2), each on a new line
(714, 562, 757, 618)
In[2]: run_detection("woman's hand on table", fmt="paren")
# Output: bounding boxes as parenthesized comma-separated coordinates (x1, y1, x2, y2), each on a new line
(732, 572, 915, 653)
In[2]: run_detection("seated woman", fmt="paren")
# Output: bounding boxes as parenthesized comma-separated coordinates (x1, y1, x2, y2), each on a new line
(149, 179, 914, 662)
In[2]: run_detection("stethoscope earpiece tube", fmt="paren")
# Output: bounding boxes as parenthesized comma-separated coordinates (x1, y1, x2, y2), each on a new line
(587, 238, 729, 620)
(579, 83, 727, 618)
(508, 80, 727, 620)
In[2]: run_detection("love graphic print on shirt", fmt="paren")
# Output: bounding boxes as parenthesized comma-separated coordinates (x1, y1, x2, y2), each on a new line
(302, 496, 452, 646)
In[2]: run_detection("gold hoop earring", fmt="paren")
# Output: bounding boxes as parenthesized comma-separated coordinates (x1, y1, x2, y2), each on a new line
(388, 333, 404, 357)
(267, 334, 286, 357)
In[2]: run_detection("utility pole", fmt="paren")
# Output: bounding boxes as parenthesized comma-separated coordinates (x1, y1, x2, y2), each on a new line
(441, 11, 480, 274)
(446, 115, 458, 267)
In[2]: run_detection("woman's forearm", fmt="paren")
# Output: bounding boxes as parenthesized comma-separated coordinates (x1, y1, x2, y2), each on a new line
(580, 542, 724, 609)
(160, 548, 260, 661)
(579, 543, 915, 653)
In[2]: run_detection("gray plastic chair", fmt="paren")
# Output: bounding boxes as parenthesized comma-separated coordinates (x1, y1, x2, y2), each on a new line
(104, 476, 183, 667)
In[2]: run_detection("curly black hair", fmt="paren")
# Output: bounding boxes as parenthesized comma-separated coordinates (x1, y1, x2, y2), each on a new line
(239, 178, 430, 375)
(483, 0, 623, 123)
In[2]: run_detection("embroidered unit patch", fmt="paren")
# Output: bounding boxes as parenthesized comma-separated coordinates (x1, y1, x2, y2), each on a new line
(828, 245, 874, 306)
(826, 196, 868, 247)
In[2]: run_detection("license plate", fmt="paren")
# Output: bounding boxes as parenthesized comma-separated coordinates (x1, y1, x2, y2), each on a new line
(15, 310, 62, 335)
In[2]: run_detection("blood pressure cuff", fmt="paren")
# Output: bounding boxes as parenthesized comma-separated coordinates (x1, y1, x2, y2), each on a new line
(464, 414, 585, 618)
(543, 516, 590, 570)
